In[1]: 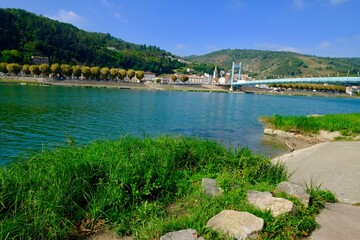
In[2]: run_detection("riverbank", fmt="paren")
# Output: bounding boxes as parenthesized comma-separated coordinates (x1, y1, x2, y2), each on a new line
(1, 76, 358, 97)
(0, 76, 230, 92)
(260, 113, 360, 152)
(0, 136, 334, 239)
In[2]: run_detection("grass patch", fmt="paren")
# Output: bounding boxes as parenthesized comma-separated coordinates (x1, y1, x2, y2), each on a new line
(260, 113, 360, 136)
(0, 136, 333, 239)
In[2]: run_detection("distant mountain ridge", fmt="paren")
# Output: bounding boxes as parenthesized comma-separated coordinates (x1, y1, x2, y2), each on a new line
(0, 8, 183, 74)
(186, 49, 360, 79)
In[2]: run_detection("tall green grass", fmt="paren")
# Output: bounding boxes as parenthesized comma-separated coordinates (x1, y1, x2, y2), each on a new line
(260, 113, 360, 135)
(0, 136, 330, 239)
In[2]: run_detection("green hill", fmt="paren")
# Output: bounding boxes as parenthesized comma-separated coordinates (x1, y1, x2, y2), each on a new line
(0, 8, 184, 74)
(186, 49, 360, 79)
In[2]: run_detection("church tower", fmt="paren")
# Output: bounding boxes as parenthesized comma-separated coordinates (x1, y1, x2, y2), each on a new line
(213, 65, 218, 79)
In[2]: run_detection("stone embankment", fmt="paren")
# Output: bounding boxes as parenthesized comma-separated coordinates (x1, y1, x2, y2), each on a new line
(161, 179, 309, 240)
(90, 178, 310, 240)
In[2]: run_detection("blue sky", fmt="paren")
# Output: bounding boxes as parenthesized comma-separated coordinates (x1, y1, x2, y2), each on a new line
(1, 0, 359, 57)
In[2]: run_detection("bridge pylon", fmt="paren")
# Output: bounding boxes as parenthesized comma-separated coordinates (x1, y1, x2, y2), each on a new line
(230, 62, 242, 90)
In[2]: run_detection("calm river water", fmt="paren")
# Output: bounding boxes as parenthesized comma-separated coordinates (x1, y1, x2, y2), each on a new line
(1, 84, 360, 163)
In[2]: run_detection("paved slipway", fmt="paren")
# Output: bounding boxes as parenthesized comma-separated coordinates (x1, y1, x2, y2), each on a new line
(273, 142, 360, 240)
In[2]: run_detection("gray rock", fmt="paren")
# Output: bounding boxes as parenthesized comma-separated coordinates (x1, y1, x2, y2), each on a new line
(264, 128, 274, 135)
(202, 178, 223, 197)
(274, 130, 291, 138)
(277, 181, 310, 207)
(206, 210, 263, 240)
(247, 190, 296, 217)
(160, 229, 204, 240)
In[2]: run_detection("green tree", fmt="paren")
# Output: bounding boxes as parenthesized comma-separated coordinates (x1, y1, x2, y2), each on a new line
(100, 67, 110, 80)
(23, 64, 31, 75)
(127, 69, 135, 81)
(29, 65, 41, 76)
(179, 74, 189, 82)
(109, 68, 118, 81)
(51, 63, 61, 77)
(0, 62, 8, 73)
(91, 66, 101, 80)
(72, 65, 82, 79)
(81, 66, 91, 79)
(6, 63, 21, 75)
(1, 49, 22, 63)
(39, 64, 51, 77)
(118, 69, 127, 81)
(171, 75, 178, 82)
(61, 64, 72, 78)
(136, 70, 145, 81)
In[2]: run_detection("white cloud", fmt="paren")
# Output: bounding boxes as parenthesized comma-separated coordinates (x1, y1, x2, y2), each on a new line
(330, 0, 348, 6)
(255, 43, 301, 53)
(49, 10, 85, 26)
(114, 12, 128, 23)
(293, 0, 305, 9)
(175, 44, 187, 50)
(319, 41, 331, 49)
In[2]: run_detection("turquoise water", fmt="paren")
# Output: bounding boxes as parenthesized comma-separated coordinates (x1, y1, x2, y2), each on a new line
(1, 84, 360, 163)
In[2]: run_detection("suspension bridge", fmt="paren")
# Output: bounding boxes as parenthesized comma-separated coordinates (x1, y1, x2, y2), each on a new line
(217, 62, 360, 90)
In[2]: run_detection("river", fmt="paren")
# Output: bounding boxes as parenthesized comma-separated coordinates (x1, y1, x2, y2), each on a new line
(1, 84, 360, 163)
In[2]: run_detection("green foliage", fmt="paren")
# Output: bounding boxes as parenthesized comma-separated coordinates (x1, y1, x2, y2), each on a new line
(118, 69, 127, 80)
(61, 64, 72, 78)
(180, 74, 189, 82)
(81, 66, 90, 79)
(51, 63, 61, 77)
(127, 69, 135, 80)
(260, 113, 360, 135)
(0, 136, 294, 239)
(186, 49, 360, 79)
(39, 63, 51, 76)
(305, 179, 337, 214)
(171, 74, 178, 82)
(0, 62, 8, 73)
(72, 65, 82, 78)
(100, 67, 110, 80)
(29, 64, 40, 76)
(22, 64, 31, 75)
(270, 83, 346, 93)
(136, 70, 145, 81)
(90, 66, 101, 80)
(6, 63, 21, 75)
(109, 68, 118, 80)
(1, 49, 22, 63)
(0, 9, 184, 74)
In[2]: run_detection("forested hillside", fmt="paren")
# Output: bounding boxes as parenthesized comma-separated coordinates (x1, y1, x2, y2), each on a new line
(0, 8, 183, 74)
(186, 49, 360, 79)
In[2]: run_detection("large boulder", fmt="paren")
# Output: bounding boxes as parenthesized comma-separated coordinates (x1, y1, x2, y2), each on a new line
(247, 190, 296, 217)
(277, 181, 310, 207)
(206, 210, 264, 240)
(160, 229, 204, 240)
(202, 178, 223, 197)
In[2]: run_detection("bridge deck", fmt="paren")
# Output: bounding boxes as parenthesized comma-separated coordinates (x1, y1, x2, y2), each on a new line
(216, 77, 360, 86)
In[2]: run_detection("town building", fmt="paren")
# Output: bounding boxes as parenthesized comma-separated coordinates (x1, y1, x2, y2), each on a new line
(31, 56, 49, 65)
(143, 72, 156, 82)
